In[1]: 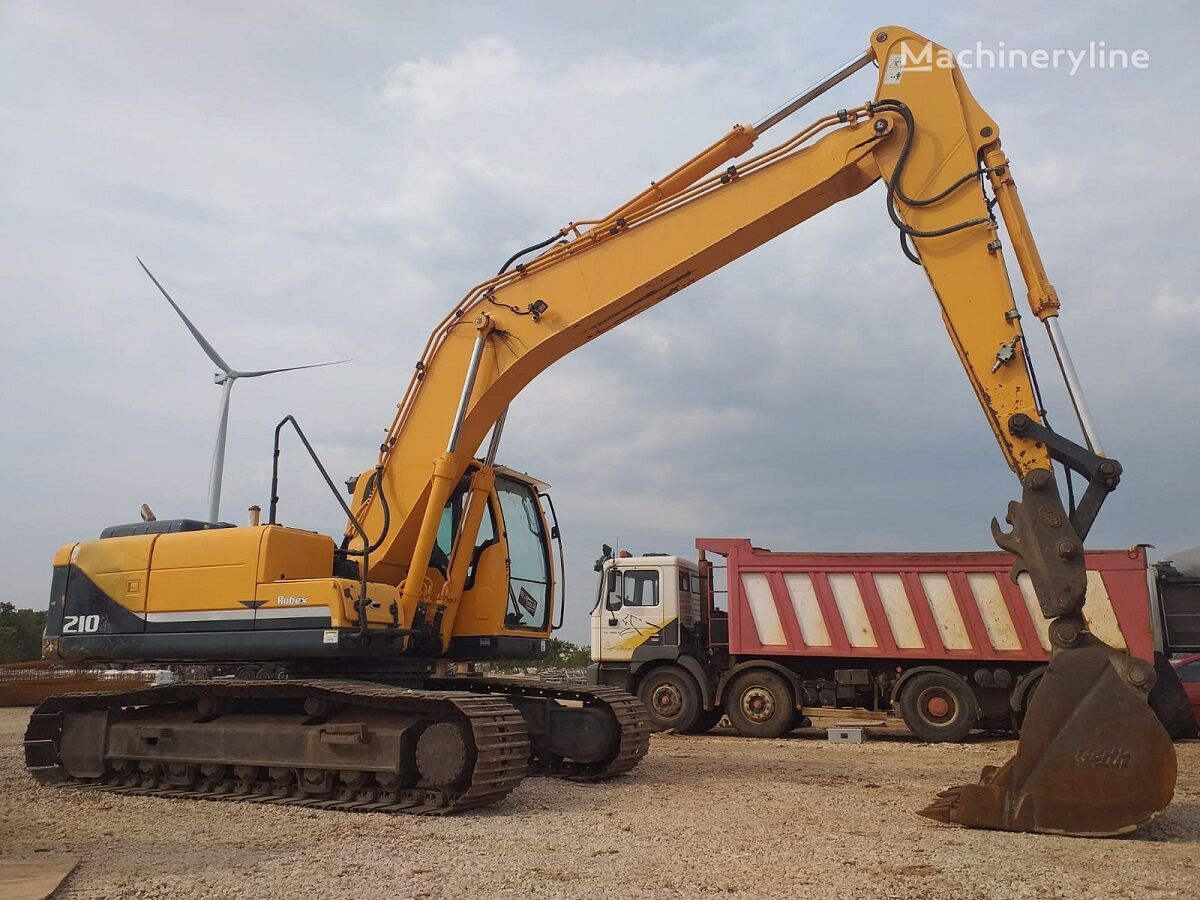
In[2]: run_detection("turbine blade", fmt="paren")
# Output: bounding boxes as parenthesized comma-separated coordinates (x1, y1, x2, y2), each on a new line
(236, 359, 352, 378)
(137, 257, 233, 374)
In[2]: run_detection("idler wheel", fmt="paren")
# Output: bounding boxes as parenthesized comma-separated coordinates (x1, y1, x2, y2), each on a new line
(415, 722, 476, 788)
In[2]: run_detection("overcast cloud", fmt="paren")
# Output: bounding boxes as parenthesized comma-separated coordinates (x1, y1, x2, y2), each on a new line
(2, 1, 1197, 645)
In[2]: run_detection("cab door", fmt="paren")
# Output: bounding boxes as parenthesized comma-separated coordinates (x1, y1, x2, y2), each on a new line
(595, 566, 667, 662)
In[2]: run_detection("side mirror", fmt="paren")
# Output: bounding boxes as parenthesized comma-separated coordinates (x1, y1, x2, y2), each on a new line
(605, 569, 623, 611)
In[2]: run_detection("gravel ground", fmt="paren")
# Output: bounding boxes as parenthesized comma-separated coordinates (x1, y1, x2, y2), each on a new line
(1, 706, 1197, 899)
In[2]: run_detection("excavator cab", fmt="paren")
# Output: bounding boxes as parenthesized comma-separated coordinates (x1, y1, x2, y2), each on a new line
(437, 464, 562, 659)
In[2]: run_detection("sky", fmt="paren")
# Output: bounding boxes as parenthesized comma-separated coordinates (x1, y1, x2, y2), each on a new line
(2, 1, 1198, 647)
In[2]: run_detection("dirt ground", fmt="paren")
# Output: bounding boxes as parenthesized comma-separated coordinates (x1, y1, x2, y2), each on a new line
(1, 706, 1197, 899)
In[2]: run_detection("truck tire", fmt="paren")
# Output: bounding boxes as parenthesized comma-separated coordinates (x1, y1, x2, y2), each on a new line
(725, 670, 796, 738)
(682, 708, 725, 734)
(899, 671, 978, 743)
(1149, 652, 1198, 740)
(638, 667, 701, 733)
(1010, 672, 1042, 735)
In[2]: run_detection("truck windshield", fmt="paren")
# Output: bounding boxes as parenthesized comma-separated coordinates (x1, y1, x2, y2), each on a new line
(496, 477, 550, 630)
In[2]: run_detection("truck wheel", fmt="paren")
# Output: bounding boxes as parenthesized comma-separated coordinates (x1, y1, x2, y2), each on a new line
(1010, 672, 1043, 735)
(638, 668, 701, 733)
(1148, 652, 1199, 740)
(725, 670, 796, 738)
(682, 708, 725, 734)
(899, 671, 977, 743)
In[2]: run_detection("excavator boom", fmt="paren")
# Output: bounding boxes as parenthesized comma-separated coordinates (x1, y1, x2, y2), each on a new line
(342, 26, 1174, 834)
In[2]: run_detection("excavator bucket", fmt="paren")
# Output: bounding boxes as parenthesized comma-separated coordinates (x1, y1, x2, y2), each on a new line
(919, 633, 1176, 836)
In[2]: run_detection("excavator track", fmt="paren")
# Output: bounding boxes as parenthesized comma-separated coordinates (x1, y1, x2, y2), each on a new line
(432, 677, 650, 780)
(24, 680, 529, 815)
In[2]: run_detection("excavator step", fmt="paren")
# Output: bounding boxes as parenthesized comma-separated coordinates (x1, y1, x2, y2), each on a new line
(24, 679, 530, 816)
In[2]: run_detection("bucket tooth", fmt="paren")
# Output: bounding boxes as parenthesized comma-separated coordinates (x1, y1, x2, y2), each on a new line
(920, 633, 1176, 836)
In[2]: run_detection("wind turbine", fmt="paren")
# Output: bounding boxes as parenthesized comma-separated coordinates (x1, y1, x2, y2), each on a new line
(137, 258, 349, 523)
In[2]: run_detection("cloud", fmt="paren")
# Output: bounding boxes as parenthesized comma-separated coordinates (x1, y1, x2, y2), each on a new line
(378, 34, 719, 117)
(379, 36, 524, 120)
(1151, 287, 1200, 324)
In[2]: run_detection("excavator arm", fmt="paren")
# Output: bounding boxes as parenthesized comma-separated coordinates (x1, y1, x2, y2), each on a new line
(345, 26, 1174, 835)
(350, 28, 1080, 616)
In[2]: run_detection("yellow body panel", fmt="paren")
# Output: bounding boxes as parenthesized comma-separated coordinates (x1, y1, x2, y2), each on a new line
(137, 526, 337, 618)
(252, 578, 398, 628)
(72, 534, 156, 616)
(147, 528, 263, 615)
(256, 527, 334, 584)
(457, 539, 515, 633)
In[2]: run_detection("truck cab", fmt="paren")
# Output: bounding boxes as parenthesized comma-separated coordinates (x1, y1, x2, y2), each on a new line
(587, 549, 727, 734)
(589, 551, 701, 666)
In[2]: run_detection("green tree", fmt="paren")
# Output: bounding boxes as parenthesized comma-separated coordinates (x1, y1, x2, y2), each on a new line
(491, 637, 590, 672)
(545, 638, 590, 667)
(0, 603, 47, 664)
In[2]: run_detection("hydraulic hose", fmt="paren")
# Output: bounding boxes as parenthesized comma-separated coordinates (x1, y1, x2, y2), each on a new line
(342, 466, 390, 557)
(872, 99, 1002, 261)
(496, 229, 568, 276)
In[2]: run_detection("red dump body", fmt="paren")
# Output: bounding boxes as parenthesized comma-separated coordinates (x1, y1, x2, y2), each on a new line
(698, 539, 1157, 664)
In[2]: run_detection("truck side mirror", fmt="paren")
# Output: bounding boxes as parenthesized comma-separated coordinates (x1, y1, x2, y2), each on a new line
(605, 569, 622, 611)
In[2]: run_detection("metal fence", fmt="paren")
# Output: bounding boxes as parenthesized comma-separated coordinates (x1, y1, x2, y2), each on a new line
(0, 667, 174, 707)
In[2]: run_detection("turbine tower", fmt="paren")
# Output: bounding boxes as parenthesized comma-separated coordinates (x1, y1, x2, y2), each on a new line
(137, 258, 349, 523)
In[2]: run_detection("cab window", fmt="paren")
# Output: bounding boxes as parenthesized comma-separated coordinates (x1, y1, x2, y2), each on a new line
(435, 480, 497, 583)
(433, 487, 464, 573)
(496, 477, 551, 630)
(621, 570, 659, 607)
(464, 499, 497, 588)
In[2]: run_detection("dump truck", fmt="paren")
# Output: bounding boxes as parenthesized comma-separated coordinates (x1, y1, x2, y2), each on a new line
(588, 540, 1199, 742)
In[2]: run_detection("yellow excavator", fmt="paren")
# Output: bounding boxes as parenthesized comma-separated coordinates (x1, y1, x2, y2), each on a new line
(28, 26, 1175, 834)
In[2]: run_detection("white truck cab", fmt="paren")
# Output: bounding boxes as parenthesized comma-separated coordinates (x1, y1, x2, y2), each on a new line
(587, 547, 728, 735)
(590, 552, 700, 664)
